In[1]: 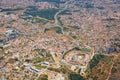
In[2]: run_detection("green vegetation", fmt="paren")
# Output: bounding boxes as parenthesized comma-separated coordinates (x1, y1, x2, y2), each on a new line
(86, 54, 114, 80)
(21, 13, 48, 24)
(48, 65, 73, 74)
(44, 27, 62, 34)
(25, 6, 59, 20)
(32, 56, 51, 63)
(71, 35, 77, 39)
(80, 48, 91, 52)
(69, 73, 84, 80)
(35, 0, 60, 2)
(69, 33, 77, 39)
(75, 2, 94, 8)
(106, 18, 116, 21)
(32, 49, 52, 63)
(32, 57, 45, 63)
(58, 17, 64, 26)
(96, 6, 105, 10)
(111, 67, 117, 73)
(59, 10, 72, 15)
(37, 8, 59, 20)
(48, 66, 85, 80)
(48, 67, 61, 73)
(25, 59, 31, 63)
(6, 11, 15, 15)
(89, 54, 105, 69)
(69, 26, 80, 29)
(63, 47, 91, 59)
(30, 78, 36, 80)
(78, 68, 81, 73)
(34, 64, 47, 70)
(73, 47, 91, 52)
(54, 27, 63, 34)
(32, 17, 48, 25)
(63, 27, 69, 31)
(1, 7, 24, 12)
(39, 77, 48, 80)
(0, 56, 4, 60)
(39, 75, 48, 80)
(84, 3, 94, 8)
(0, 50, 13, 56)
(60, 65, 72, 74)
(34, 0, 65, 4)
(34, 48, 51, 57)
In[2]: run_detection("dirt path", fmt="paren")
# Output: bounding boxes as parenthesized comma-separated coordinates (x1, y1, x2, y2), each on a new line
(106, 54, 118, 80)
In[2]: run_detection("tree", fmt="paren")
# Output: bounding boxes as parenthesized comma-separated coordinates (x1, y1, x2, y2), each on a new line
(69, 73, 84, 80)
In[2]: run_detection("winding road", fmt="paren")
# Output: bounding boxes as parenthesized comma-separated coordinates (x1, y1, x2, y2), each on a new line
(53, 0, 74, 34)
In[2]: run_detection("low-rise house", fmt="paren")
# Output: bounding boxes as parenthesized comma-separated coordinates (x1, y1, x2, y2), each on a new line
(40, 62, 50, 66)
(28, 67, 40, 75)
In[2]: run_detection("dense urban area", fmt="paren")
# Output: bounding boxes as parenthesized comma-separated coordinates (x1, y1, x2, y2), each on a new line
(0, 0, 120, 80)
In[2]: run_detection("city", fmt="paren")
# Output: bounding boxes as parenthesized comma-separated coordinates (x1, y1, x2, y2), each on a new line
(0, 0, 120, 80)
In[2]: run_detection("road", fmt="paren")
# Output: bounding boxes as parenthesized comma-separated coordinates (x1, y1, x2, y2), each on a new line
(54, 0, 74, 25)
(46, 0, 75, 68)
(53, 0, 75, 34)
